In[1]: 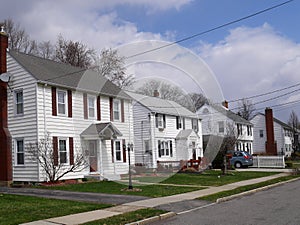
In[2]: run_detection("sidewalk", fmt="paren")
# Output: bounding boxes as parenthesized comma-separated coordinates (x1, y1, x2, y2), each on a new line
(6, 173, 290, 225)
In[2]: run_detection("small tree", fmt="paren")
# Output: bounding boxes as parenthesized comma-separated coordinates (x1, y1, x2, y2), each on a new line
(27, 133, 88, 182)
(237, 98, 255, 120)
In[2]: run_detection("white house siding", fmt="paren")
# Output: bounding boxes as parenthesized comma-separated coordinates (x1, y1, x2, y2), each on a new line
(7, 55, 39, 181)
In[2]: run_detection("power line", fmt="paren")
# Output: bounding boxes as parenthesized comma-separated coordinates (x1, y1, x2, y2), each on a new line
(126, 0, 294, 59)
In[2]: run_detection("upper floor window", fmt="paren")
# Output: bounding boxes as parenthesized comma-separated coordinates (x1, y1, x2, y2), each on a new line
(259, 130, 264, 138)
(57, 90, 67, 115)
(237, 124, 243, 136)
(59, 139, 67, 164)
(192, 119, 199, 132)
(113, 99, 120, 121)
(156, 114, 166, 129)
(88, 96, 95, 118)
(247, 125, 252, 136)
(218, 121, 224, 133)
(176, 116, 185, 129)
(16, 139, 24, 165)
(14, 90, 24, 115)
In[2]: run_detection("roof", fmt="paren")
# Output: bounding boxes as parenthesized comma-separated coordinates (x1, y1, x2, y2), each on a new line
(126, 91, 199, 119)
(176, 129, 199, 140)
(9, 50, 130, 99)
(253, 113, 293, 130)
(81, 122, 122, 138)
(202, 103, 252, 125)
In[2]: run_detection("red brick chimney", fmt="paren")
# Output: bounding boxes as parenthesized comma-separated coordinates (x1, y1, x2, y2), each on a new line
(0, 26, 12, 186)
(153, 90, 159, 97)
(265, 107, 277, 155)
(222, 100, 228, 109)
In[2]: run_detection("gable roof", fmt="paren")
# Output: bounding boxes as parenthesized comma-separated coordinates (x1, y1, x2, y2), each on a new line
(9, 50, 130, 99)
(126, 91, 199, 119)
(252, 113, 293, 130)
(81, 122, 122, 138)
(176, 129, 199, 140)
(200, 103, 252, 125)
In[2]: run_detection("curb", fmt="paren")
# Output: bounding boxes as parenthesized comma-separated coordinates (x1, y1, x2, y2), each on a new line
(216, 177, 300, 203)
(126, 212, 176, 225)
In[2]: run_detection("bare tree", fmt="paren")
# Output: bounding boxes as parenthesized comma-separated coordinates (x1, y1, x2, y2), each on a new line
(27, 133, 88, 182)
(288, 110, 300, 153)
(38, 41, 55, 59)
(55, 35, 96, 68)
(237, 98, 255, 120)
(96, 48, 134, 88)
(188, 93, 208, 112)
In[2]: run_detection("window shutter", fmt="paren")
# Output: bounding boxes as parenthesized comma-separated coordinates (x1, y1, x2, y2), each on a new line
(122, 139, 126, 162)
(51, 87, 57, 116)
(176, 116, 179, 129)
(163, 115, 166, 128)
(111, 140, 114, 163)
(53, 136, 58, 166)
(155, 114, 158, 128)
(97, 96, 101, 121)
(69, 137, 74, 165)
(183, 117, 185, 130)
(109, 97, 113, 121)
(121, 99, 125, 123)
(67, 90, 72, 118)
(83, 93, 88, 119)
(158, 140, 161, 157)
(170, 141, 173, 157)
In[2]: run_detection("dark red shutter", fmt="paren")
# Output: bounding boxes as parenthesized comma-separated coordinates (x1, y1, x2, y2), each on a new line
(83, 93, 88, 119)
(183, 117, 185, 130)
(158, 140, 161, 157)
(122, 139, 126, 163)
(53, 136, 58, 166)
(97, 96, 101, 121)
(69, 137, 74, 165)
(111, 140, 114, 163)
(51, 87, 57, 116)
(109, 97, 113, 121)
(67, 90, 72, 118)
(163, 115, 166, 128)
(121, 99, 125, 123)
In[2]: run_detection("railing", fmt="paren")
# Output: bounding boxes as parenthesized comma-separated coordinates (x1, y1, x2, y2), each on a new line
(252, 156, 285, 168)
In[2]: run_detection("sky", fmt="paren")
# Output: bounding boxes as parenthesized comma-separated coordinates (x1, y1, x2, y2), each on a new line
(1, 0, 300, 122)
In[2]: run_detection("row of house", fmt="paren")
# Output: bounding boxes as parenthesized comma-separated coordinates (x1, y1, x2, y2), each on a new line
(0, 30, 296, 185)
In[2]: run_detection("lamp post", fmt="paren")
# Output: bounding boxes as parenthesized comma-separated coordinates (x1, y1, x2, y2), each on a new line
(127, 143, 133, 189)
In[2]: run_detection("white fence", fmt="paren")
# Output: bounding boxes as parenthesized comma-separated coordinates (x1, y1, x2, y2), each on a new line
(252, 156, 285, 168)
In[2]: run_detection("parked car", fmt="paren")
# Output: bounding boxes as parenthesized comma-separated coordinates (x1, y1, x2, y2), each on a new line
(229, 151, 253, 168)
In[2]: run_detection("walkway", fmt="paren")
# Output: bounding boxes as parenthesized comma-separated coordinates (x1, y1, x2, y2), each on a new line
(0, 172, 290, 225)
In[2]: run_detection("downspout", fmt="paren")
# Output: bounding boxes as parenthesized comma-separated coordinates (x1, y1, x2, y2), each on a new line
(35, 83, 40, 182)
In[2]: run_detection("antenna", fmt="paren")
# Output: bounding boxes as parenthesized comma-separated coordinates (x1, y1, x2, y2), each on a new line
(0, 72, 10, 83)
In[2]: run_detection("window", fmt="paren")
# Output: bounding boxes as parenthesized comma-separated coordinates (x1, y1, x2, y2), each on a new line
(192, 119, 199, 132)
(57, 90, 67, 115)
(115, 140, 121, 161)
(176, 116, 182, 129)
(247, 125, 252, 136)
(144, 140, 151, 155)
(156, 114, 165, 129)
(88, 96, 95, 118)
(59, 139, 67, 164)
(113, 99, 120, 121)
(16, 139, 24, 165)
(15, 90, 24, 115)
(259, 130, 264, 138)
(237, 124, 243, 136)
(218, 121, 224, 133)
(158, 140, 172, 157)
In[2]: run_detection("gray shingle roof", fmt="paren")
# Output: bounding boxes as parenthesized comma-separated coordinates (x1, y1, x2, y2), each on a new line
(9, 50, 130, 99)
(126, 91, 199, 118)
(81, 122, 122, 137)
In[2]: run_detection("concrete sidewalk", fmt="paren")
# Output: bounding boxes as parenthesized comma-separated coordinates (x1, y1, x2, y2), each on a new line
(12, 173, 290, 225)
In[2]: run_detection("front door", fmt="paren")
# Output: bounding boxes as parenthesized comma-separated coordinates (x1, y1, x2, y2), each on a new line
(89, 140, 98, 172)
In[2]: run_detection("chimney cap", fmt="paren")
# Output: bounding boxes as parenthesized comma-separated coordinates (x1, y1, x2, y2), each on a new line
(0, 25, 7, 36)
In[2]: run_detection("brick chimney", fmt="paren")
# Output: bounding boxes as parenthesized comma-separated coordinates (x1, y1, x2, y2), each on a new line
(222, 100, 228, 109)
(265, 107, 277, 155)
(153, 90, 159, 97)
(0, 26, 12, 186)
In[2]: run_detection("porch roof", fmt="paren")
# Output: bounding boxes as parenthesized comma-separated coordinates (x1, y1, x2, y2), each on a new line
(176, 129, 199, 140)
(81, 122, 122, 139)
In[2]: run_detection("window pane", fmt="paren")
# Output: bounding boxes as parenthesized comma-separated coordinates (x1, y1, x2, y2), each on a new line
(16, 140, 24, 165)
(60, 152, 67, 164)
(115, 141, 121, 161)
(15, 91, 24, 114)
(58, 104, 65, 114)
(113, 100, 120, 120)
(57, 91, 66, 115)
(59, 140, 67, 164)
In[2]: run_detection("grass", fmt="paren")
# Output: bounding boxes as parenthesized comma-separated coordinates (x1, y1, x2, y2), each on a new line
(39, 181, 203, 198)
(198, 174, 300, 202)
(0, 194, 111, 225)
(83, 208, 166, 225)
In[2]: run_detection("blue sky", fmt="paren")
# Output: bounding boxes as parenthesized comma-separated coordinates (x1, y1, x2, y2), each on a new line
(0, 0, 299, 122)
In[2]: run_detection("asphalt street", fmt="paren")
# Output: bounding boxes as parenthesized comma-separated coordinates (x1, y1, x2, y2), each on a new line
(150, 179, 300, 225)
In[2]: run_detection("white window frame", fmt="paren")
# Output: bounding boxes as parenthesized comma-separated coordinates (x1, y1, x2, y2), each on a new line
(57, 90, 67, 116)
(15, 138, 25, 165)
(88, 96, 96, 118)
(115, 140, 122, 161)
(157, 114, 164, 128)
(113, 99, 120, 121)
(159, 140, 172, 157)
(218, 121, 224, 133)
(58, 138, 68, 164)
(14, 89, 24, 115)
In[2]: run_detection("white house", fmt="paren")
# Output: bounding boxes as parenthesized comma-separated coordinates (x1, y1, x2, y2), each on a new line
(197, 102, 253, 154)
(2, 45, 135, 182)
(126, 91, 202, 169)
(251, 108, 294, 157)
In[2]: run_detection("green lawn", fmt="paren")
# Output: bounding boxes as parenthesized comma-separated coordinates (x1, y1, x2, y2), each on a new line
(39, 181, 203, 198)
(0, 194, 111, 225)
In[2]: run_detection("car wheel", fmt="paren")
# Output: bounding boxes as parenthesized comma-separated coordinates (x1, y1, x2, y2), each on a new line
(235, 162, 242, 168)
